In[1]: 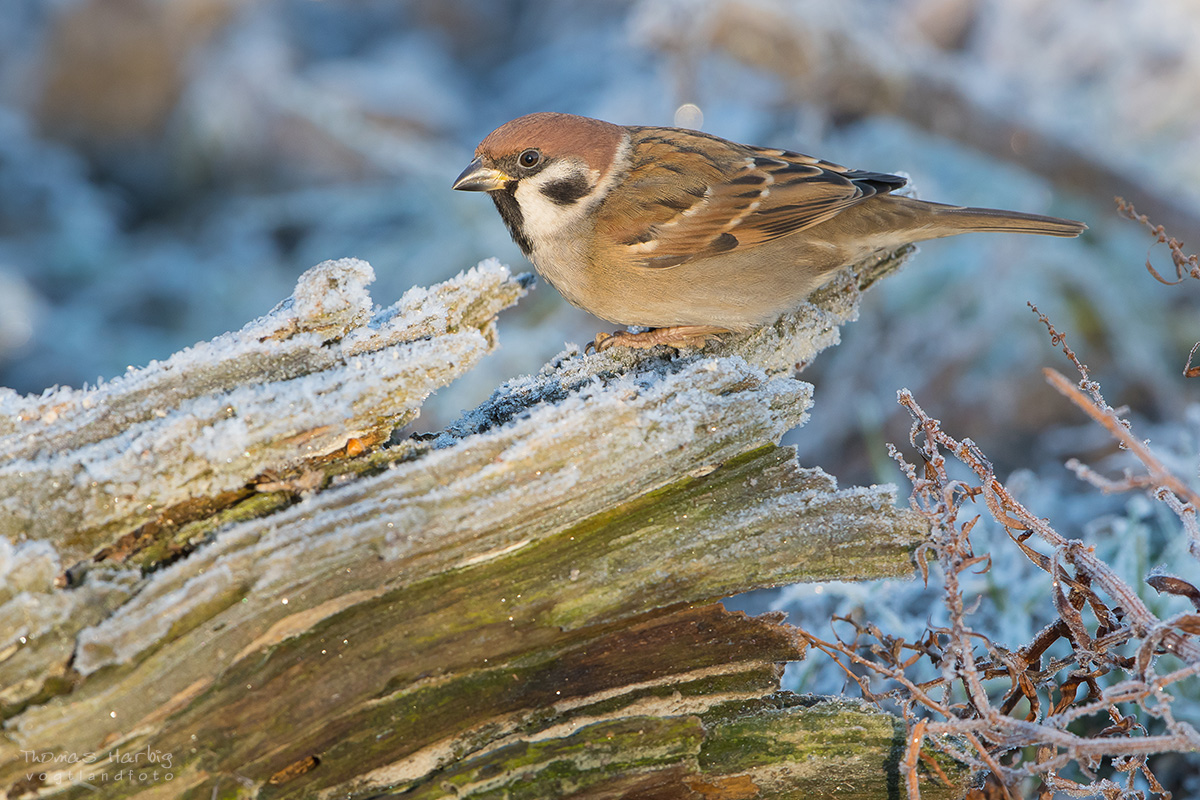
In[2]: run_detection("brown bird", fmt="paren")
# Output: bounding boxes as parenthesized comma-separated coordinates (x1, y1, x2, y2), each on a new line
(453, 112, 1085, 351)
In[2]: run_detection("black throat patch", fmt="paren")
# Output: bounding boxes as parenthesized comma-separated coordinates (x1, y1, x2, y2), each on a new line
(490, 187, 533, 256)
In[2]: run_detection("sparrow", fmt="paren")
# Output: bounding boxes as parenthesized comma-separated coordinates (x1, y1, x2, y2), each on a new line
(453, 112, 1085, 351)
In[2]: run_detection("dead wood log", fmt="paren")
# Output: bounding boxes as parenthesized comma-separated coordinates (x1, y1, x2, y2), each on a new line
(0, 247, 968, 799)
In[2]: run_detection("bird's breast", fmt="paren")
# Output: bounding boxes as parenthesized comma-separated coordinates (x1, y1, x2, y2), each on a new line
(527, 236, 597, 310)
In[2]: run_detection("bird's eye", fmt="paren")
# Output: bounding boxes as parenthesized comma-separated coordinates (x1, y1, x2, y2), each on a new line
(518, 149, 542, 169)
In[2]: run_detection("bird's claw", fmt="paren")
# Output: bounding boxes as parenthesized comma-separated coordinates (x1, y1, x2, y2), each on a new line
(586, 326, 729, 353)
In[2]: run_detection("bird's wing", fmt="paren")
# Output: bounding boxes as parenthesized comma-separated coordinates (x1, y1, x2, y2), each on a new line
(598, 129, 906, 269)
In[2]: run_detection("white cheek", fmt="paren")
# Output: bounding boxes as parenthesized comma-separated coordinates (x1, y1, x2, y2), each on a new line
(514, 161, 596, 240)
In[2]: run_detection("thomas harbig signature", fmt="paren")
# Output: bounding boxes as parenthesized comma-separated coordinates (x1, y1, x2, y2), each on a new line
(20, 747, 174, 785)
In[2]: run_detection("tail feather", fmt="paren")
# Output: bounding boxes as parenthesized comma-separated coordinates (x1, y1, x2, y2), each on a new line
(940, 204, 1087, 237)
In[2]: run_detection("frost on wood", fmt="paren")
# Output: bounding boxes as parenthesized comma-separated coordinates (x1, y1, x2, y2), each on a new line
(0, 257, 529, 561)
(0, 248, 955, 799)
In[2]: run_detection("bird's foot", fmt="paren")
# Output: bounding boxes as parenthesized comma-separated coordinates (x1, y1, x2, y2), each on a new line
(587, 325, 730, 353)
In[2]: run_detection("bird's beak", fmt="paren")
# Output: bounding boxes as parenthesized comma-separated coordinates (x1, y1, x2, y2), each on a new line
(452, 158, 511, 192)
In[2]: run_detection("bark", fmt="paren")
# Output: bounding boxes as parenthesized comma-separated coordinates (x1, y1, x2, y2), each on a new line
(0, 248, 968, 799)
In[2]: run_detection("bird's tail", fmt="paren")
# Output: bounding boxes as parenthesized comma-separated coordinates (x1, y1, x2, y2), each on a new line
(885, 196, 1087, 239)
(937, 204, 1086, 237)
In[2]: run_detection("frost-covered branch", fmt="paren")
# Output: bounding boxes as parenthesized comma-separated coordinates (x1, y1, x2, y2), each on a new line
(0, 258, 530, 566)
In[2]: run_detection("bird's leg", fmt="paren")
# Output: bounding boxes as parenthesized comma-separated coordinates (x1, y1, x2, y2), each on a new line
(589, 325, 730, 352)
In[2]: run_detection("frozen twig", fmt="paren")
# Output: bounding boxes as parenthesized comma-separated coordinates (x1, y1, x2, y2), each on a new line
(898, 390, 1200, 663)
(794, 194, 1200, 799)
(1116, 196, 1200, 285)
(836, 387, 1200, 797)
(1044, 368, 1200, 509)
(1031, 295, 1200, 560)
(1116, 197, 1200, 386)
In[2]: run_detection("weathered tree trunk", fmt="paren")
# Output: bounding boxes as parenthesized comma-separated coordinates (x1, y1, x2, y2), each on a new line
(0, 249, 968, 799)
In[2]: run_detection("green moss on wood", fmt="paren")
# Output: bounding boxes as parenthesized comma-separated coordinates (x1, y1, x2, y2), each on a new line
(397, 716, 705, 800)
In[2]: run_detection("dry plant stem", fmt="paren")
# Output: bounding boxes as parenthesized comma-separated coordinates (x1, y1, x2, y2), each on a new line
(1156, 488, 1200, 558)
(804, 631, 953, 718)
(890, 388, 1200, 799)
(904, 718, 929, 799)
(1031, 299, 1200, 565)
(808, 614, 1196, 791)
(899, 389, 1200, 667)
(901, 720, 965, 796)
(1155, 663, 1200, 691)
(957, 731, 1016, 800)
(1064, 460, 1146, 495)
(1116, 197, 1200, 284)
(805, 629, 1005, 781)
(1047, 681, 1154, 729)
(1116, 197, 1200, 381)
(906, 411, 1174, 796)
(1185, 342, 1200, 379)
(922, 717, 1196, 760)
(1044, 368, 1200, 509)
(867, 226, 1200, 796)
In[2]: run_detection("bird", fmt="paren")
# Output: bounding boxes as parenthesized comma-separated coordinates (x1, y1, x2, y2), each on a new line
(453, 112, 1085, 351)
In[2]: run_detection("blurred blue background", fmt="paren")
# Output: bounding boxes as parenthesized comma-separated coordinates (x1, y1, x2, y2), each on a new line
(3, 0, 1199, 790)
(2, 0, 1197, 488)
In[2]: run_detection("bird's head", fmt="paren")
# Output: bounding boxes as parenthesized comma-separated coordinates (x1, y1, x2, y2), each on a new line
(453, 112, 627, 254)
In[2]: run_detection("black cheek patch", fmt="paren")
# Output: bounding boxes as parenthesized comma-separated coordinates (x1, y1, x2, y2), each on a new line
(540, 175, 592, 206)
